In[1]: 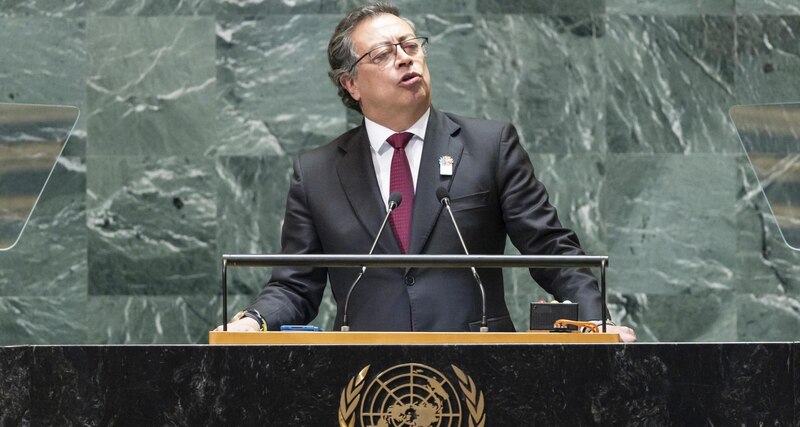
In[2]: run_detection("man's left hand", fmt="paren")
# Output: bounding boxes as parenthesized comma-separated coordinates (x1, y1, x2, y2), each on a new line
(605, 325, 637, 342)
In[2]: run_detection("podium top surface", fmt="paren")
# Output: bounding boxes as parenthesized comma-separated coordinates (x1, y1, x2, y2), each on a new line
(208, 331, 620, 345)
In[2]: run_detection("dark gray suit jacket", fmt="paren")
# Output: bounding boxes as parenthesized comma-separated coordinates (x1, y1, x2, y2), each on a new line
(250, 107, 603, 331)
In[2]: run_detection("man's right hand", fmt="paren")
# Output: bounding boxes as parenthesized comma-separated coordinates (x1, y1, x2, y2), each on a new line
(213, 317, 260, 332)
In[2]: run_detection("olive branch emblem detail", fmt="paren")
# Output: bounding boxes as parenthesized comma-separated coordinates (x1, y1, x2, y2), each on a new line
(339, 365, 370, 427)
(451, 365, 485, 427)
(338, 363, 485, 426)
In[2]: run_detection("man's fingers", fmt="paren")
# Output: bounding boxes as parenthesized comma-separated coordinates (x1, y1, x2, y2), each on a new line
(620, 327, 637, 343)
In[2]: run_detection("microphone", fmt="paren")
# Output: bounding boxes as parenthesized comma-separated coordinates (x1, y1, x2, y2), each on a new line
(341, 192, 403, 331)
(436, 187, 489, 332)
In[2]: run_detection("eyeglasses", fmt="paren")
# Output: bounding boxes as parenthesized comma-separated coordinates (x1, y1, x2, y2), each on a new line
(349, 37, 429, 72)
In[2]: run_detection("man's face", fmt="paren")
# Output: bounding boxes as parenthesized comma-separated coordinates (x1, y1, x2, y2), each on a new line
(342, 14, 432, 122)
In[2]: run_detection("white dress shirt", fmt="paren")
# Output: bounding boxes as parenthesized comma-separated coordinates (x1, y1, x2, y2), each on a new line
(364, 108, 431, 211)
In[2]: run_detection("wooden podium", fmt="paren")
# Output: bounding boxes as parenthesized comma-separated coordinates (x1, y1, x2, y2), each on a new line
(208, 330, 620, 345)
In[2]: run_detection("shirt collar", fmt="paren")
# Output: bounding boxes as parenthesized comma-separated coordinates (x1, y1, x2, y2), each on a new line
(365, 107, 431, 153)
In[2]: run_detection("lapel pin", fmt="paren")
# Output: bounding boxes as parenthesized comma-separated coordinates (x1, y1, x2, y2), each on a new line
(439, 155, 454, 176)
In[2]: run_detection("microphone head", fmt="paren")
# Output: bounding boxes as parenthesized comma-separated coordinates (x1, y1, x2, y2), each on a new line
(388, 192, 403, 209)
(435, 187, 450, 203)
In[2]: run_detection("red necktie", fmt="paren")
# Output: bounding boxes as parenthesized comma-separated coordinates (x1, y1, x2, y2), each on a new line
(387, 132, 414, 254)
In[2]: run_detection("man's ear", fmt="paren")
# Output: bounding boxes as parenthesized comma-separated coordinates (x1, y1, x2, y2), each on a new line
(340, 74, 360, 102)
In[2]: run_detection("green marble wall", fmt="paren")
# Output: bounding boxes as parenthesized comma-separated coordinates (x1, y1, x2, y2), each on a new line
(1, 0, 798, 344)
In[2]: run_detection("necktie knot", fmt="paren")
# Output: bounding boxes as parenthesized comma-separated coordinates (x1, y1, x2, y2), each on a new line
(387, 132, 414, 150)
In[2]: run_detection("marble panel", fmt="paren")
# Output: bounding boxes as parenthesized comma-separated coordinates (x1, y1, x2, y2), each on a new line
(339, 0, 476, 14)
(215, 155, 291, 294)
(216, 0, 339, 20)
(735, 156, 800, 296)
(0, 18, 84, 106)
(606, 0, 734, 15)
(87, 0, 216, 16)
(477, 0, 604, 14)
(601, 154, 738, 295)
(0, 346, 30, 425)
(0, 0, 84, 16)
(736, 294, 800, 341)
(530, 154, 607, 253)
(86, 17, 216, 156)
(603, 15, 738, 153)
(0, 157, 86, 297)
(0, 296, 87, 344)
(86, 295, 223, 344)
(214, 15, 346, 156)
(0, 17, 86, 157)
(607, 290, 736, 342)
(736, 0, 800, 14)
(735, 16, 800, 104)
(475, 15, 605, 154)
(87, 156, 217, 295)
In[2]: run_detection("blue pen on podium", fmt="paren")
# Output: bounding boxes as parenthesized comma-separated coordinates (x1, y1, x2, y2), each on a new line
(280, 325, 323, 332)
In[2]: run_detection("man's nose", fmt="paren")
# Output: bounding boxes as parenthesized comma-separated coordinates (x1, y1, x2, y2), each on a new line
(395, 46, 414, 66)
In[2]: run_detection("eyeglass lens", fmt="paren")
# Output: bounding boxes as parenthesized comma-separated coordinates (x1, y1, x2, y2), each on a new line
(368, 38, 427, 65)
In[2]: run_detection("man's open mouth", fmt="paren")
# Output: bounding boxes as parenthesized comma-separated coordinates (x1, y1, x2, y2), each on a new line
(399, 72, 421, 85)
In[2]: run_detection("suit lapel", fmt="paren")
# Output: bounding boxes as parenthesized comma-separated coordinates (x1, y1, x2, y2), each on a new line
(337, 125, 401, 254)
(408, 108, 463, 255)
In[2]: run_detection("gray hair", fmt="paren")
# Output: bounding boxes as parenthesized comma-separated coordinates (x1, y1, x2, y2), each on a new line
(327, 2, 416, 113)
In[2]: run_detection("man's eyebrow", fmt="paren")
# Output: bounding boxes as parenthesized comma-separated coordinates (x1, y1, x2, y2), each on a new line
(365, 33, 417, 50)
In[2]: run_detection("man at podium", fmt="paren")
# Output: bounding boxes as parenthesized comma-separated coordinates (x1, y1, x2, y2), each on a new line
(218, 3, 636, 342)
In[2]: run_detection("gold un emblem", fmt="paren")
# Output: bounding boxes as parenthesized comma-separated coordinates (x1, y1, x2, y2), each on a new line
(339, 363, 485, 427)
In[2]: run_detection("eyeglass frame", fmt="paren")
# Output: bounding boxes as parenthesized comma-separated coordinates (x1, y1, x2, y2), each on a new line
(348, 36, 429, 73)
